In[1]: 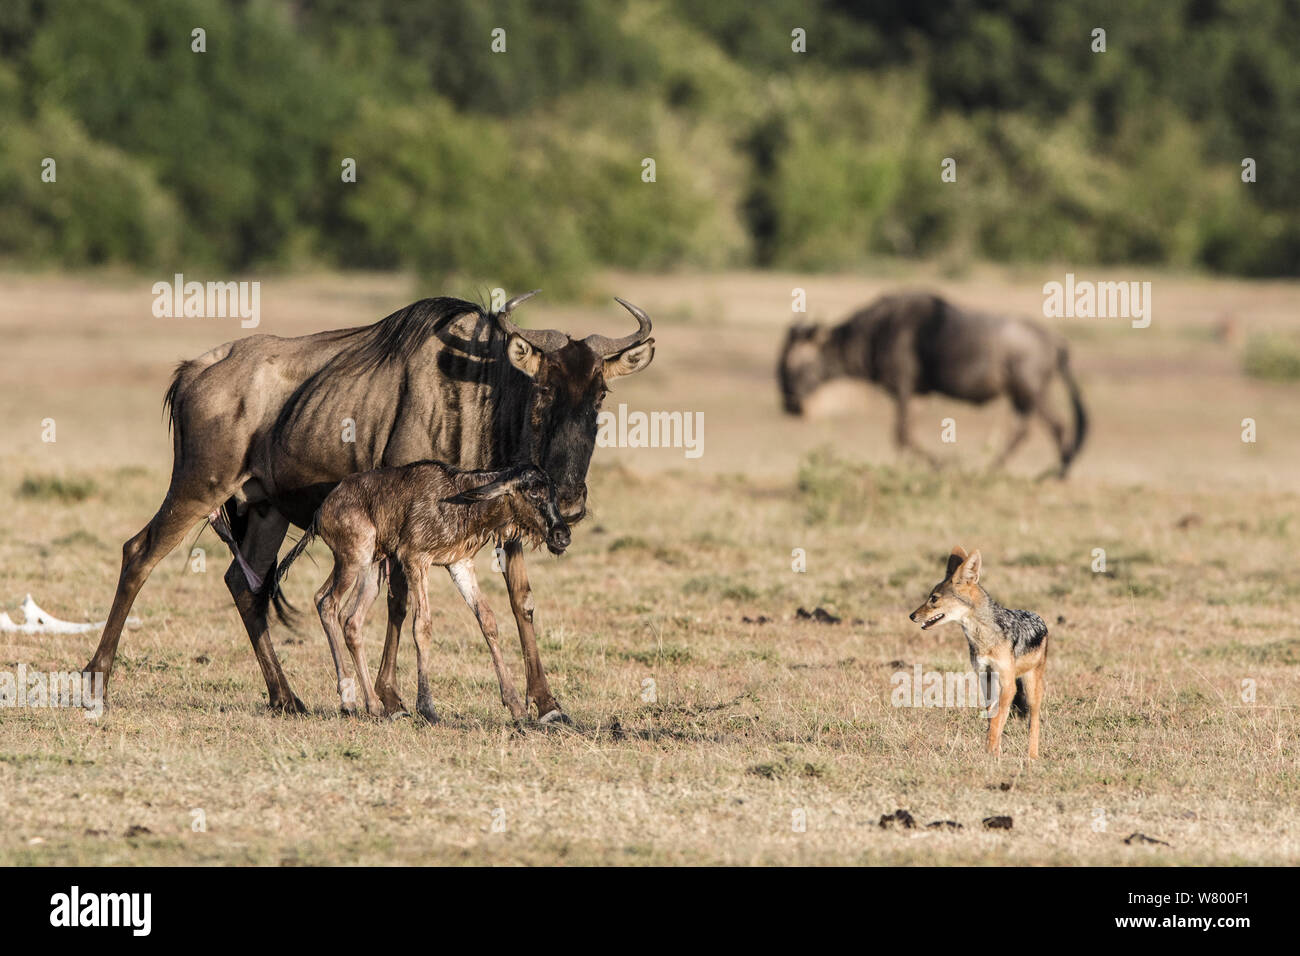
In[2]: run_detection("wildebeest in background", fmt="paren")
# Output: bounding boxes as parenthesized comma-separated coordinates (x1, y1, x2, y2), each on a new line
(778, 293, 1087, 475)
(82, 292, 655, 722)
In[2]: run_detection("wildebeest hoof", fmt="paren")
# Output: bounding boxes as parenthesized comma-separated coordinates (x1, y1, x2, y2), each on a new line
(270, 693, 309, 715)
(387, 709, 411, 721)
(537, 708, 570, 725)
(416, 702, 439, 725)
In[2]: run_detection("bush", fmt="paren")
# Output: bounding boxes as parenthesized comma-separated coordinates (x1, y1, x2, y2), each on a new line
(1244, 334, 1300, 383)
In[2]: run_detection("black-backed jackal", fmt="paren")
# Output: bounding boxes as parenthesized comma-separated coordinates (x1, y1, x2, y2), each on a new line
(909, 546, 1048, 758)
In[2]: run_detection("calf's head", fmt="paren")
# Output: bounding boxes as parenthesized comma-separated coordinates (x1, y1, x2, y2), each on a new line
(459, 464, 571, 555)
(496, 293, 655, 522)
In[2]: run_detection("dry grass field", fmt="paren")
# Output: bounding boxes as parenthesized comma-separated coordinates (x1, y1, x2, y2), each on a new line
(1, 268, 1298, 865)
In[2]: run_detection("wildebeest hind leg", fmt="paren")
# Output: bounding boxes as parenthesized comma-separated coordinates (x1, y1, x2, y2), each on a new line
(83, 494, 214, 700)
(1037, 402, 1072, 478)
(224, 507, 306, 714)
(991, 411, 1032, 471)
(374, 561, 410, 718)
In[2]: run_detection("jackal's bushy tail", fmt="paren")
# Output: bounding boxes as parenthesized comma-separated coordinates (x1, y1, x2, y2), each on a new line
(1058, 346, 1088, 472)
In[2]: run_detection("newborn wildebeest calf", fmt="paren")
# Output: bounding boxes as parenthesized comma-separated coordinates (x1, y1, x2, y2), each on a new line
(262, 462, 569, 724)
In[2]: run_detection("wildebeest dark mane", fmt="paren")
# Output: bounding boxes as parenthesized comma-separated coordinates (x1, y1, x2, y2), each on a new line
(331, 296, 487, 374)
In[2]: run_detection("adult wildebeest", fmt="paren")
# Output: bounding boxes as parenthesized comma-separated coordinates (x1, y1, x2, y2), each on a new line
(778, 293, 1086, 475)
(82, 292, 655, 721)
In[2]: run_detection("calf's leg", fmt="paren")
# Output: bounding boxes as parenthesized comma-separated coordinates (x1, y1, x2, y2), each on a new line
(374, 561, 410, 717)
(406, 560, 438, 725)
(315, 563, 356, 713)
(342, 564, 384, 717)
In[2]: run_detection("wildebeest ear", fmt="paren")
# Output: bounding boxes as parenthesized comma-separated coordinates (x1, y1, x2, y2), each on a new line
(604, 339, 655, 380)
(505, 334, 543, 378)
(958, 550, 982, 584)
(945, 546, 968, 578)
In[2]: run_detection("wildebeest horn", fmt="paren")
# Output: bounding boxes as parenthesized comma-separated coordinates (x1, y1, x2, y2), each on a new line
(583, 297, 654, 357)
(495, 290, 570, 352)
(501, 289, 541, 314)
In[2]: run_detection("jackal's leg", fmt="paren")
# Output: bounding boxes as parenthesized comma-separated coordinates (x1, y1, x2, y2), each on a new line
(501, 540, 565, 722)
(447, 558, 527, 723)
(986, 657, 1018, 755)
(375, 560, 410, 717)
(1024, 657, 1047, 759)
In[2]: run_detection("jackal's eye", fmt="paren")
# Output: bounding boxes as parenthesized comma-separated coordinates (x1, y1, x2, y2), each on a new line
(929, 595, 938, 605)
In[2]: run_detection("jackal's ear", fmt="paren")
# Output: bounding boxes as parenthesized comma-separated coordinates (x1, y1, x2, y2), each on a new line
(957, 549, 982, 584)
(946, 546, 968, 578)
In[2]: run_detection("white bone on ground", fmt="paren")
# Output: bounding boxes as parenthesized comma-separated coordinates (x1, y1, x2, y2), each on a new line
(0, 595, 140, 634)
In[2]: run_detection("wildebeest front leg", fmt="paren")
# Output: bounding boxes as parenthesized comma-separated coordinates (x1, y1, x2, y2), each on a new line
(893, 391, 940, 467)
(501, 540, 565, 722)
(447, 558, 527, 723)
(224, 507, 307, 713)
(374, 560, 410, 717)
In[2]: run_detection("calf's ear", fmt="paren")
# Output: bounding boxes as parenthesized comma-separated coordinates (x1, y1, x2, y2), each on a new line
(604, 339, 655, 380)
(506, 334, 543, 378)
(447, 478, 514, 503)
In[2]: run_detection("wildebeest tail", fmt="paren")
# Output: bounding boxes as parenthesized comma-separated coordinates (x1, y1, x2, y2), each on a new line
(1058, 346, 1088, 471)
(255, 516, 318, 627)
